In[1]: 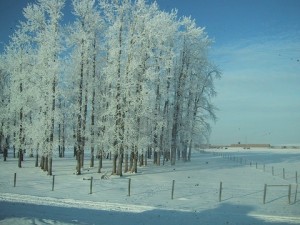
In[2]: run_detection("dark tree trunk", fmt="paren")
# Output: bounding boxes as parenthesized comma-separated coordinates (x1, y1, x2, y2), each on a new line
(131, 150, 138, 173)
(117, 152, 123, 176)
(90, 37, 96, 168)
(62, 115, 65, 158)
(3, 148, 7, 161)
(129, 150, 134, 171)
(139, 153, 144, 167)
(58, 123, 62, 157)
(40, 155, 44, 169)
(188, 139, 192, 161)
(44, 156, 48, 172)
(18, 150, 23, 168)
(97, 150, 102, 173)
(112, 153, 117, 174)
(48, 156, 52, 176)
(76, 148, 82, 175)
(35, 152, 39, 167)
(154, 151, 157, 165)
(124, 152, 128, 173)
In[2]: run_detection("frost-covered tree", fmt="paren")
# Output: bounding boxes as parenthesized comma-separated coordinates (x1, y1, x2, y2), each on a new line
(3, 0, 65, 172)
(0, 65, 11, 161)
(170, 17, 219, 165)
(100, 0, 179, 175)
(4, 26, 34, 168)
(1, 0, 220, 175)
(67, 0, 102, 174)
(23, 0, 65, 175)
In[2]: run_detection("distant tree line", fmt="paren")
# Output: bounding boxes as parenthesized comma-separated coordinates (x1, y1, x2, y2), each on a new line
(0, 0, 220, 175)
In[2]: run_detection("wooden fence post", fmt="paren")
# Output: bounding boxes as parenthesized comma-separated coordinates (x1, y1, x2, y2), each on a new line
(219, 182, 223, 202)
(13, 173, 16, 187)
(171, 180, 175, 199)
(263, 184, 267, 204)
(288, 184, 291, 204)
(283, 168, 285, 179)
(90, 176, 93, 194)
(294, 184, 298, 204)
(128, 178, 131, 196)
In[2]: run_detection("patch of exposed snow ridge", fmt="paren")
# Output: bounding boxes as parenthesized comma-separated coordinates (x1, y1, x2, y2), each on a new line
(0, 193, 155, 213)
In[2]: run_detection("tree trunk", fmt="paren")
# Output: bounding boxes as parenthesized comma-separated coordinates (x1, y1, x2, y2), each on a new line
(3, 148, 7, 161)
(40, 155, 44, 169)
(76, 38, 85, 174)
(139, 153, 144, 167)
(97, 150, 102, 173)
(44, 156, 48, 172)
(76, 149, 81, 175)
(124, 152, 128, 173)
(90, 37, 96, 168)
(49, 77, 56, 173)
(131, 150, 138, 173)
(117, 152, 123, 176)
(182, 141, 188, 162)
(129, 151, 134, 171)
(35, 152, 39, 167)
(188, 139, 193, 161)
(58, 123, 62, 157)
(18, 150, 22, 168)
(62, 116, 65, 158)
(90, 147, 95, 168)
(112, 153, 117, 174)
(48, 156, 52, 176)
(154, 151, 157, 165)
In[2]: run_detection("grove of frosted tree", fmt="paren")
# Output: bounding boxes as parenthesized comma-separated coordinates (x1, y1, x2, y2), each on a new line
(0, 0, 220, 176)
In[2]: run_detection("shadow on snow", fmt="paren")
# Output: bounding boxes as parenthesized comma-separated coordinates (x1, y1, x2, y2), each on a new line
(0, 201, 295, 225)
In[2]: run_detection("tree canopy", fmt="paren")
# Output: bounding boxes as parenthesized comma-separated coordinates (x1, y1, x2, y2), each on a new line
(0, 0, 220, 175)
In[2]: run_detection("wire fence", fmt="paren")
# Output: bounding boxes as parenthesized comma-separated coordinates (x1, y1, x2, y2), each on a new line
(2, 150, 299, 207)
(212, 151, 299, 185)
(8, 171, 299, 206)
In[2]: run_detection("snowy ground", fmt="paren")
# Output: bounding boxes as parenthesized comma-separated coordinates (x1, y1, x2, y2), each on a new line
(0, 148, 299, 225)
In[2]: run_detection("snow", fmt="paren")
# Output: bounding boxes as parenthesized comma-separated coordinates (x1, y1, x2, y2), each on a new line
(0, 148, 299, 225)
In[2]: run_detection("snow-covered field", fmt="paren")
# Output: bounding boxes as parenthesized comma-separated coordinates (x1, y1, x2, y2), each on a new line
(0, 148, 299, 225)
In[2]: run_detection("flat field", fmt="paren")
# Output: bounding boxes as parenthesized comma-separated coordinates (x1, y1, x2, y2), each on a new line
(0, 148, 299, 225)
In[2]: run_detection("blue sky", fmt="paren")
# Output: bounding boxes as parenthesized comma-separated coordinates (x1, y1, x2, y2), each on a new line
(154, 0, 300, 146)
(1, 0, 300, 145)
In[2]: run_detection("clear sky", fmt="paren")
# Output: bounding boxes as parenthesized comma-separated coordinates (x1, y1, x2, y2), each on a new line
(1, 0, 300, 146)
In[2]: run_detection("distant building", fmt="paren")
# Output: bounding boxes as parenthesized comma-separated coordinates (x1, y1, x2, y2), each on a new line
(230, 143, 271, 148)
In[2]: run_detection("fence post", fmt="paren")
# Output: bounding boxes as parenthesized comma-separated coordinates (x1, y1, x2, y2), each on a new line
(90, 176, 93, 194)
(288, 184, 291, 204)
(52, 175, 55, 191)
(263, 184, 267, 204)
(219, 182, 223, 202)
(296, 171, 298, 184)
(13, 173, 16, 187)
(294, 184, 298, 204)
(263, 164, 265, 172)
(272, 167, 274, 176)
(128, 178, 131, 196)
(171, 180, 175, 199)
(283, 168, 285, 179)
